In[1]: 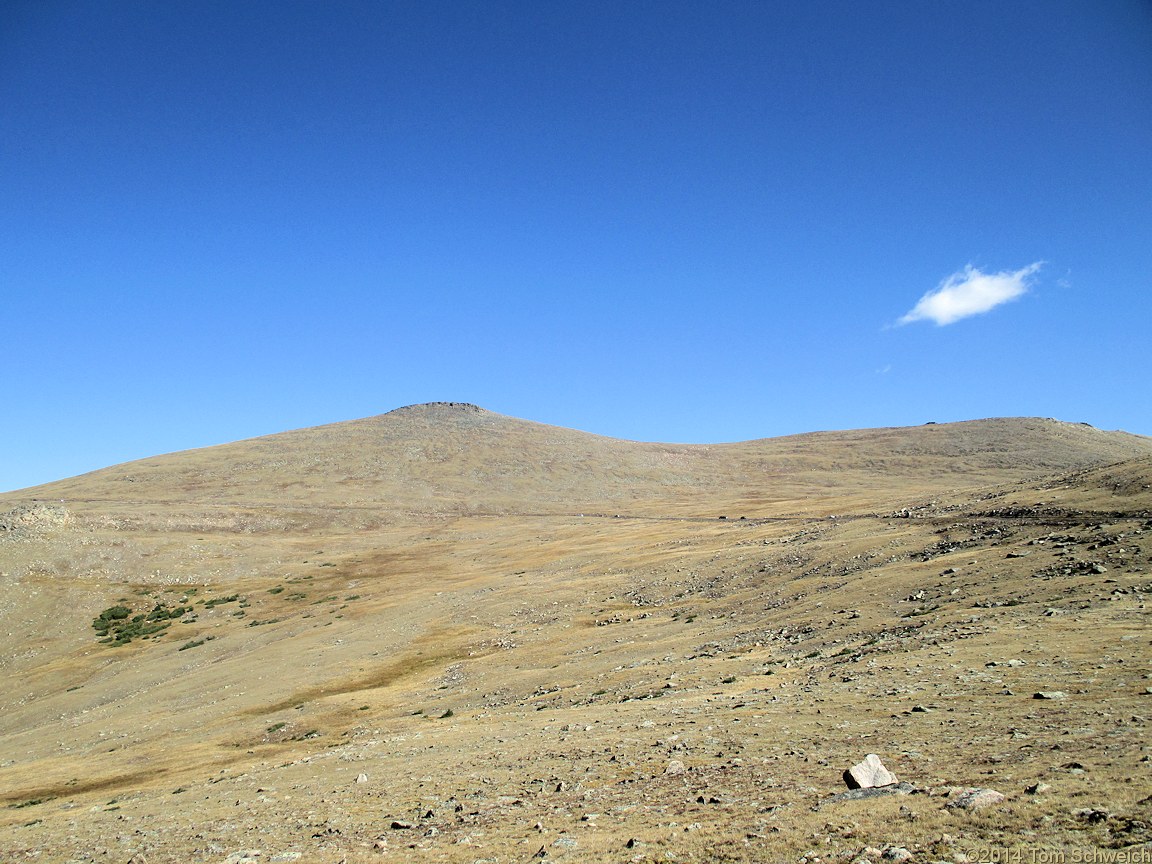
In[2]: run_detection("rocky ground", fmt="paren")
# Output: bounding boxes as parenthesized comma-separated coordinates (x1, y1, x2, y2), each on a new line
(1, 411, 1150, 863)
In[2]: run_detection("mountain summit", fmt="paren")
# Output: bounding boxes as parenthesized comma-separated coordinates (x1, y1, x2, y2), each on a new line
(9, 407, 1151, 517)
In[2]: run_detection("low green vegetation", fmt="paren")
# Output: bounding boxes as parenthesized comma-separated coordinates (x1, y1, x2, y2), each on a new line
(92, 602, 190, 646)
(178, 637, 213, 651)
(8, 797, 52, 809)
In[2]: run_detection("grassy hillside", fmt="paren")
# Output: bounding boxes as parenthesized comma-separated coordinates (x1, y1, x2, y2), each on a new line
(2, 406, 1150, 862)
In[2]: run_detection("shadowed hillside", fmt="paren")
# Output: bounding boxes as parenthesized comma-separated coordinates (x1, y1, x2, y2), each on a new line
(2, 405, 1151, 863)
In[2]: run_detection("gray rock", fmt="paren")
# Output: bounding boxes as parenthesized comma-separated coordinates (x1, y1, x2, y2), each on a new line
(1033, 691, 1067, 700)
(1072, 807, 1112, 823)
(665, 759, 687, 776)
(844, 754, 898, 789)
(946, 787, 1005, 811)
(821, 782, 917, 806)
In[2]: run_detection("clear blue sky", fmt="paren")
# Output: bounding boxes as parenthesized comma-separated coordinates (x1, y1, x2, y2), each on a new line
(3, 1, 1151, 492)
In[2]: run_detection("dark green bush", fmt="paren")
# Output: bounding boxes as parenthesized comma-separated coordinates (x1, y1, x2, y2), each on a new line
(94, 601, 194, 645)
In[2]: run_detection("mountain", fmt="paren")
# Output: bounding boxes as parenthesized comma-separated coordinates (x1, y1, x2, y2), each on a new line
(13, 402, 1152, 514)
(2, 405, 1151, 861)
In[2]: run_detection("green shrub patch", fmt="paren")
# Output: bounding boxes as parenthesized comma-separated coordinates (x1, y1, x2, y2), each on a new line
(92, 602, 190, 646)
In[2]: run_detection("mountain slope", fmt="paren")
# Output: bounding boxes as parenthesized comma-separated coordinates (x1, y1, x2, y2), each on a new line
(2, 406, 1151, 862)
(10, 404, 1151, 517)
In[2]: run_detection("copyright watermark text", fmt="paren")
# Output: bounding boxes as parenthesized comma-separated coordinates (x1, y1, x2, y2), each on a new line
(964, 849, 1152, 864)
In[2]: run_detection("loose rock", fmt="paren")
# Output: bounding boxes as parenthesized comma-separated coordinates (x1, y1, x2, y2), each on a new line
(946, 788, 1005, 811)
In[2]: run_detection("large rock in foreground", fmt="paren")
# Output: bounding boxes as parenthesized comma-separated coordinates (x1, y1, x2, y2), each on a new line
(844, 754, 898, 789)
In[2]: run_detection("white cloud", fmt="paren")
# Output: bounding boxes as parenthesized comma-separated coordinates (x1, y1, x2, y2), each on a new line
(899, 262, 1042, 326)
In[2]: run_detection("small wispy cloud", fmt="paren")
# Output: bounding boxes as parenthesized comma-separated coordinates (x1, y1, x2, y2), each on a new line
(899, 262, 1042, 326)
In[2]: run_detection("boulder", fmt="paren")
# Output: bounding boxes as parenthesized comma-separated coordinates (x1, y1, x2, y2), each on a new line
(821, 782, 917, 807)
(844, 754, 898, 789)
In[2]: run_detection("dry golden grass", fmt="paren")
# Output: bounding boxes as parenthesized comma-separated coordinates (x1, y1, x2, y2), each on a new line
(1, 404, 1150, 862)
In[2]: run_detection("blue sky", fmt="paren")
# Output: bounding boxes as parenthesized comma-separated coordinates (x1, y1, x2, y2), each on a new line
(3, 1, 1151, 492)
